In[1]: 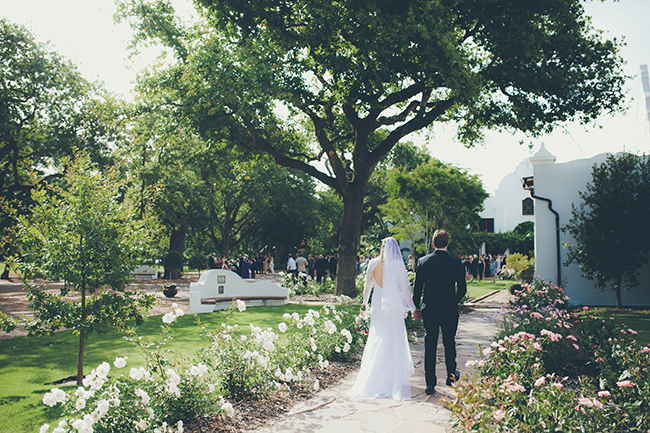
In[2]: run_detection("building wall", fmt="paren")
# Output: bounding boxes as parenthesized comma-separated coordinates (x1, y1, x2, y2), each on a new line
(480, 159, 535, 233)
(531, 148, 650, 307)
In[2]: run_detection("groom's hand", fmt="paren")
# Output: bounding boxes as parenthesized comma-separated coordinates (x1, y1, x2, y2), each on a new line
(412, 309, 421, 320)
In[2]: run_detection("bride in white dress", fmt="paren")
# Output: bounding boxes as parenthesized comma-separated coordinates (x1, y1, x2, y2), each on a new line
(349, 237, 417, 400)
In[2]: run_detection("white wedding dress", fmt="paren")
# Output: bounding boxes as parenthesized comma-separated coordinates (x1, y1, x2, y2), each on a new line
(349, 238, 417, 400)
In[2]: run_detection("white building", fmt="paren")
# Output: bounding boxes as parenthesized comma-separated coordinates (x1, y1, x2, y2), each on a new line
(479, 158, 535, 234)
(526, 146, 650, 306)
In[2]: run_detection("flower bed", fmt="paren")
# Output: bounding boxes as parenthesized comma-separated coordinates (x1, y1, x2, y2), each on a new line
(39, 299, 368, 433)
(450, 279, 650, 432)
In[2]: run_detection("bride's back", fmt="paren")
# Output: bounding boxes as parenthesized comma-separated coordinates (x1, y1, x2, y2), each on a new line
(372, 260, 383, 287)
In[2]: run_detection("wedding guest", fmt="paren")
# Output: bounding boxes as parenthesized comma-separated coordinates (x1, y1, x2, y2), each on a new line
(287, 254, 297, 282)
(328, 253, 338, 277)
(263, 254, 270, 274)
(315, 254, 329, 282)
(295, 253, 308, 286)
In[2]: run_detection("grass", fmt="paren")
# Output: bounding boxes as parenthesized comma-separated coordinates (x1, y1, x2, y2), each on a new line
(0, 304, 318, 433)
(466, 279, 509, 300)
(584, 307, 650, 347)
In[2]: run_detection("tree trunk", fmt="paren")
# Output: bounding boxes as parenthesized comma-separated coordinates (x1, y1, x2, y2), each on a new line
(335, 187, 365, 297)
(164, 215, 189, 279)
(615, 276, 623, 309)
(77, 283, 86, 385)
(1, 262, 9, 280)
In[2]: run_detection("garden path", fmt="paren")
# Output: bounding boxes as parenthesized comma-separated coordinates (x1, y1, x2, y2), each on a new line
(243, 290, 508, 433)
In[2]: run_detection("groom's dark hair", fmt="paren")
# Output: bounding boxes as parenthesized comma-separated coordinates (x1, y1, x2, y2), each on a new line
(433, 230, 450, 248)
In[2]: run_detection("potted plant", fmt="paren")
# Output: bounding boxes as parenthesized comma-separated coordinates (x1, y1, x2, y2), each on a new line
(162, 284, 178, 298)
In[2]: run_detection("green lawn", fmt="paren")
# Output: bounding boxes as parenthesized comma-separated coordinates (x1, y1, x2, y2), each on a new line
(0, 304, 317, 433)
(466, 279, 509, 300)
(584, 307, 650, 347)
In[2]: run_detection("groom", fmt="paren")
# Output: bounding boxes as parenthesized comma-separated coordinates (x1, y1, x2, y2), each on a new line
(412, 229, 467, 395)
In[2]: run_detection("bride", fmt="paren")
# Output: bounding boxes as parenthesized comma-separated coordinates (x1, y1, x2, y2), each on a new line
(349, 237, 417, 400)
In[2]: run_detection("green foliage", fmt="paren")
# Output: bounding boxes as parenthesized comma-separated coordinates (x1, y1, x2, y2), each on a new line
(383, 159, 488, 255)
(12, 152, 155, 381)
(188, 253, 207, 272)
(474, 222, 534, 255)
(0, 311, 17, 333)
(451, 279, 650, 432)
(163, 250, 184, 270)
(0, 19, 118, 269)
(563, 153, 650, 307)
(116, 0, 626, 297)
(505, 253, 535, 283)
(34, 301, 367, 432)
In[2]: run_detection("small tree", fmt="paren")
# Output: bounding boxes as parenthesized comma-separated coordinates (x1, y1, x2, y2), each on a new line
(563, 153, 650, 308)
(13, 152, 155, 384)
(383, 159, 488, 255)
(506, 253, 535, 283)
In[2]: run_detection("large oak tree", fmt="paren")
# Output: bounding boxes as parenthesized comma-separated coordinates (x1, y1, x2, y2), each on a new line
(118, 0, 626, 296)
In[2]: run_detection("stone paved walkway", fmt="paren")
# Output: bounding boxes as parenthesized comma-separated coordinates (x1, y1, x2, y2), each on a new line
(244, 291, 509, 433)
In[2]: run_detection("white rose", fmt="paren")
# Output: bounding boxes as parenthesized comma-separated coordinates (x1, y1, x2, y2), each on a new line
(113, 357, 127, 369)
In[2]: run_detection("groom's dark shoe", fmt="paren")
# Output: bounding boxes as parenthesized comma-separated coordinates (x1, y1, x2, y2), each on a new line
(425, 385, 435, 395)
(446, 370, 461, 386)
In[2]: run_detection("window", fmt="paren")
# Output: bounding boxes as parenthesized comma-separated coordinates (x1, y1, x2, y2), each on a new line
(479, 218, 494, 233)
(522, 197, 534, 216)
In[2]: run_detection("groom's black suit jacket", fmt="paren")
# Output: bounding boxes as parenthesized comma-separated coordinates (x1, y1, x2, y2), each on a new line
(412, 249, 467, 318)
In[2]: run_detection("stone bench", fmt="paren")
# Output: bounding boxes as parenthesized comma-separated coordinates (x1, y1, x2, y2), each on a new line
(131, 265, 159, 280)
(189, 269, 288, 313)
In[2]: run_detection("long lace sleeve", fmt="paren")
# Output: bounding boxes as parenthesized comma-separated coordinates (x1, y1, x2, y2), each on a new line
(363, 260, 376, 305)
(397, 266, 417, 313)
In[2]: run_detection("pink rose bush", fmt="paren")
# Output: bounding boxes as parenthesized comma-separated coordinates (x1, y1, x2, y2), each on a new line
(449, 279, 650, 432)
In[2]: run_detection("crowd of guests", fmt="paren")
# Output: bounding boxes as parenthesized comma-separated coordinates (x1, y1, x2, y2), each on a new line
(460, 254, 509, 283)
(286, 252, 339, 284)
(207, 253, 275, 279)
(207, 250, 512, 284)
(358, 251, 512, 284)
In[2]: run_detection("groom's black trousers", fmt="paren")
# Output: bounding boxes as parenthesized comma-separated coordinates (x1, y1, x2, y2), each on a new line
(422, 311, 459, 387)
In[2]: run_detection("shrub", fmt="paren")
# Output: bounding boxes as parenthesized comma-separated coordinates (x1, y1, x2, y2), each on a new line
(452, 278, 650, 432)
(505, 253, 535, 283)
(39, 300, 368, 432)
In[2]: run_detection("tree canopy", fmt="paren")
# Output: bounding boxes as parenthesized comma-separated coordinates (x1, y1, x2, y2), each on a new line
(117, 0, 626, 295)
(13, 152, 154, 383)
(383, 158, 488, 255)
(0, 18, 118, 277)
(563, 153, 650, 308)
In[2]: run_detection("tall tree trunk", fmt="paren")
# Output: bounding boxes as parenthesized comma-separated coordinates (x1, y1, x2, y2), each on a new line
(220, 224, 231, 258)
(164, 214, 189, 279)
(615, 276, 623, 309)
(335, 186, 365, 297)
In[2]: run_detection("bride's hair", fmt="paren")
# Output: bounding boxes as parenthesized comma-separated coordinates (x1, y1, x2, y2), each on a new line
(379, 238, 387, 260)
(381, 237, 402, 264)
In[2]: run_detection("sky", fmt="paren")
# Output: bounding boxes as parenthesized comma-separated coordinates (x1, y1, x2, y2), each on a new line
(3, 0, 650, 194)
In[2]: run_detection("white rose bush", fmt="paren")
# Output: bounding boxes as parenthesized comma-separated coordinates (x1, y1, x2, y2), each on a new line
(40, 299, 366, 432)
(449, 279, 650, 432)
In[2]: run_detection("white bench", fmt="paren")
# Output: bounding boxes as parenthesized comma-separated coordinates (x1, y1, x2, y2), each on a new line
(131, 265, 159, 280)
(189, 269, 288, 313)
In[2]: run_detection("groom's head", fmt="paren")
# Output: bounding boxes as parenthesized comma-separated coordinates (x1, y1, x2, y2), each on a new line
(433, 230, 450, 249)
